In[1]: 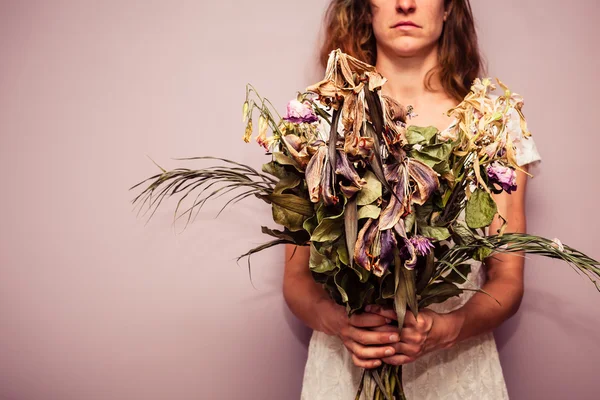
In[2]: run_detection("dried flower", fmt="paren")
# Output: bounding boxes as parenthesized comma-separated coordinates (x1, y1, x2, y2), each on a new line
(551, 238, 565, 252)
(409, 235, 434, 256)
(243, 118, 253, 143)
(242, 101, 249, 123)
(487, 161, 517, 193)
(284, 99, 318, 124)
(256, 114, 277, 151)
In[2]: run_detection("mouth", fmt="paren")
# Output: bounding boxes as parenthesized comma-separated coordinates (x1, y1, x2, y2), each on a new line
(392, 21, 421, 29)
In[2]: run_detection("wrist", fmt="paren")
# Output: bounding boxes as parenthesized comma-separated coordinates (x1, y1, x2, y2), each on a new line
(432, 310, 465, 350)
(316, 297, 344, 336)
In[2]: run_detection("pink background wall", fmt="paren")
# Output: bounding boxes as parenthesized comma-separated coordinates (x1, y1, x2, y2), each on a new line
(0, 1, 598, 399)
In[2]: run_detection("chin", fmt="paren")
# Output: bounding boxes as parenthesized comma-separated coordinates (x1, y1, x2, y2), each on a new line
(387, 38, 427, 58)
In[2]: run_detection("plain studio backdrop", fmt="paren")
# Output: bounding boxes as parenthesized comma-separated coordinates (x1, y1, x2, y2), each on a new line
(1, 1, 599, 399)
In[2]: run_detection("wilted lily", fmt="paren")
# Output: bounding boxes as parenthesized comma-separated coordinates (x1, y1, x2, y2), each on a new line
(280, 134, 311, 169)
(306, 145, 327, 202)
(353, 218, 397, 277)
(256, 114, 279, 151)
(305, 143, 340, 206)
(395, 220, 417, 270)
(379, 158, 440, 230)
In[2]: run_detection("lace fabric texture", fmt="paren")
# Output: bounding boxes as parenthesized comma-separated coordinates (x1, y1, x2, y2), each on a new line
(299, 115, 541, 400)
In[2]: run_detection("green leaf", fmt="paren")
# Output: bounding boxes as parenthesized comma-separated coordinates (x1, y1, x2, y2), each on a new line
(410, 151, 439, 169)
(432, 160, 451, 175)
(443, 263, 472, 284)
(311, 218, 343, 242)
(311, 197, 346, 242)
(404, 212, 416, 233)
(406, 129, 425, 145)
(272, 204, 306, 232)
(406, 126, 438, 144)
(334, 268, 375, 313)
(261, 226, 293, 241)
(380, 269, 396, 300)
(416, 251, 435, 292)
(417, 142, 453, 161)
(474, 246, 493, 261)
(273, 175, 301, 194)
(349, 261, 371, 283)
(264, 193, 314, 216)
(357, 204, 381, 220)
(302, 214, 318, 235)
(309, 243, 336, 273)
(450, 220, 477, 245)
(357, 170, 382, 205)
(337, 241, 349, 265)
(316, 195, 346, 223)
(419, 225, 451, 241)
(393, 248, 408, 329)
(344, 197, 358, 268)
(261, 161, 288, 179)
(272, 151, 303, 172)
(415, 203, 433, 225)
(401, 265, 418, 318)
(465, 189, 498, 229)
(419, 282, 463, 308)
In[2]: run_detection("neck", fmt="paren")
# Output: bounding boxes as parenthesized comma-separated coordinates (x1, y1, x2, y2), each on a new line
(375, 45, 444, 106)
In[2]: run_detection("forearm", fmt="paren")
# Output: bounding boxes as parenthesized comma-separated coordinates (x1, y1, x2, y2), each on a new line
(443, 261, 524, 346)
(283, 244, 347, 334)
(283, 267, 338, 333)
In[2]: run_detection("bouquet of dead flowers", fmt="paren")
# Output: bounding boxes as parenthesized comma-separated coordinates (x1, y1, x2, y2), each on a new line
(130, 49, 599, 400)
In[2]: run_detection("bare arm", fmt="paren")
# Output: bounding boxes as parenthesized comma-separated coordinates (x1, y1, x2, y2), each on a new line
(282, 244, 334, 333)
(443, 165, 529, 346)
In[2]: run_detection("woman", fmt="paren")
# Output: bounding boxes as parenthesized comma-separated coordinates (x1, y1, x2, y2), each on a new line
(283, 1, 541, 399)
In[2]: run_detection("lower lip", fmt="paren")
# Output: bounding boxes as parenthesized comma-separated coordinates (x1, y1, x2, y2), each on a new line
(394, 25, 418, 30)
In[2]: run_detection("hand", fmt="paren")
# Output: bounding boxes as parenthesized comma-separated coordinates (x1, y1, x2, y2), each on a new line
(365, 305, 460, 365)
(317, 300, 402, 369)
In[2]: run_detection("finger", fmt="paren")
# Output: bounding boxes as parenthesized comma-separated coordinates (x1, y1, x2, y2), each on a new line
(370, 325, 400, 333)
(344, 325, 400, 345)
(343, 339, 397, 360)
(351, 353, 382, 369)
(371, 326, 425, 346)
(349, 312, 389, 328)
(396, 329, 425, 345)
(381, 353, 415, 366)
(404, 310, 433, 332)
(390, 342, 422, 358)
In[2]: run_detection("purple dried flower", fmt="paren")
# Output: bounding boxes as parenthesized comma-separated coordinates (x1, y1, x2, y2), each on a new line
(409, 235, 434, 256)
(283, 99, 318, 124)
(486, 161, 517, 193)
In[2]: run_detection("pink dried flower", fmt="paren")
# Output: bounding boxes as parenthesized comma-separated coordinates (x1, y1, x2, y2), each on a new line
(487, 161, 517, 193)
(284, 99, 318, 124)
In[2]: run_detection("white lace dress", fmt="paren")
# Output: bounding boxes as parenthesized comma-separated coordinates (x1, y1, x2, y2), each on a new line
(300, 108, 542, 400)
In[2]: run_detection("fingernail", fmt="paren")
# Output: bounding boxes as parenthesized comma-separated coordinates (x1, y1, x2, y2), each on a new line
(374, 360, 381, 367)
(385, 348, 394, 356)
(389, 334, 399, 342)
(385, 318, 392, 323)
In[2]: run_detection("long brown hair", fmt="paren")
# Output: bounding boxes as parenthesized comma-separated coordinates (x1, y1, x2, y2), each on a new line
(319, 0, 485, 102)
